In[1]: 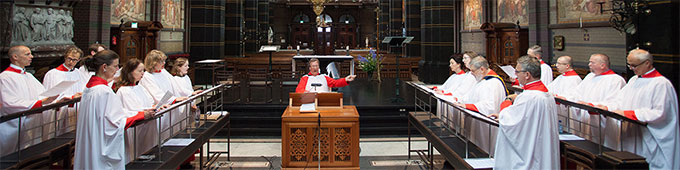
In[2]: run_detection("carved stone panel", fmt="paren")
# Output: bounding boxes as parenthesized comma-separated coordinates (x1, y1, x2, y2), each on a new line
(11, 5, 75, 46)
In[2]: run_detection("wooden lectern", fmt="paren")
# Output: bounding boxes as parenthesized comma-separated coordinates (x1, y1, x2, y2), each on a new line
(281, 93, 360, 169)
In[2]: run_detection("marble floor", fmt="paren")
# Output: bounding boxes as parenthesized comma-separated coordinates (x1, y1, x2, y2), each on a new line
(192, 137, 451, 170)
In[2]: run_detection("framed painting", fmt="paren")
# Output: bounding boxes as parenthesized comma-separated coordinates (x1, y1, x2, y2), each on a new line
(464, 0, 483, 30)
(557, 0, 611, 24)
(497, 0, 528, 26)
(111, 0, 146, 25)
(161, 0, 184, 29)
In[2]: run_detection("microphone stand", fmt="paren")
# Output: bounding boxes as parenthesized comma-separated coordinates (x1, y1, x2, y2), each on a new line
(317, 111, 321, 170)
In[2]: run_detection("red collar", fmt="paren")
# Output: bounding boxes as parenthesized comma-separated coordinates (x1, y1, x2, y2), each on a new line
(523, 80, 548, 92)
(599, 69, 616, 76)
(4, 66, 25, 74)
(563, 70, 578, 76)
(641, 69, 662, 78)
(153, 70, 162, 73)
(540, 60, 546, 65)
(307, 72, 320, 76)
(456, 70, 465, 75)
(55, 64, 74, 72)
(86, 76, 109, 88)
(487, 70, 498, 76)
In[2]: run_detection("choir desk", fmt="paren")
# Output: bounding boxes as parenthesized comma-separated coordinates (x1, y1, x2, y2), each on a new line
(281, 93, 360, 169)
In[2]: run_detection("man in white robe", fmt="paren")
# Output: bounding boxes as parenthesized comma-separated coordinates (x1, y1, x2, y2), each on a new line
(490, 56, 559, 169)
(547, 56, 582, 132)
(42, 47, 84, 138)
(510, 45, 553, 86)
(559, 53, 625, 148)
(0, 46, 60, 156)
(454, 57, 508, 154)
(295, 58, 356, 93)
(595, 49, 678, 170)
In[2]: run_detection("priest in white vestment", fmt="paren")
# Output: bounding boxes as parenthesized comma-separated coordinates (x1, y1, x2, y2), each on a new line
(490, 56, 559, 169)
(295, 58, 356, 93)
(594, 49, 679, 170)
(74, 50, 154, 169)
(0, 46, 58, 156)
(42, 47, 85, 138)
(559, 53, 625, 148)
(454, 57, 508, 154)
(547, 56, 582, 132)
(140, 50, 188, 140)
(114, 59, 161, 163)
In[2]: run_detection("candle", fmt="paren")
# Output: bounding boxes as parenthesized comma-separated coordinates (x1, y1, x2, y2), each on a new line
(579, 17, 582, 28)
(346, 46, 349, 50)
(297, 45, 300, 50)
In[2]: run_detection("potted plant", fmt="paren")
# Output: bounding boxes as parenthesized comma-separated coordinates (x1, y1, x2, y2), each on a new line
(357, 49, 383, 82)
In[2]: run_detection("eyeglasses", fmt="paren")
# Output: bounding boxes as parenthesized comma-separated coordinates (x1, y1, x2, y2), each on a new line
(66, 57, 80, 62)
(515, 70, 527, 74)
(627, 60, 648, 69)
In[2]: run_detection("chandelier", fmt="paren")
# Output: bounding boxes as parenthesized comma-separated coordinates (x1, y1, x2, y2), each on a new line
(598, 0, 650, 35)
(310, 0, 327, 26)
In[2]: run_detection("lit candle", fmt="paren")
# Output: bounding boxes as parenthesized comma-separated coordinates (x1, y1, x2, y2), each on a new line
(297, 45, 300, 50)
(346, 45, 349, 50)
(579, 17, 582, 28)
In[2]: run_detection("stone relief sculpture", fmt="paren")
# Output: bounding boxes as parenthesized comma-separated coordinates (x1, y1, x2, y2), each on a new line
(11, 6, 75, 45)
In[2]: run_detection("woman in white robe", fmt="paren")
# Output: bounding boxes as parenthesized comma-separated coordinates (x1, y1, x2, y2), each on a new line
(434, 54, 476, 127)
(42, 47, 84, 138)
(169, 57, 203, 130)
(114, 59, 161, 163)
(140, 50, 187, 140)
(74, 50, 153, 169)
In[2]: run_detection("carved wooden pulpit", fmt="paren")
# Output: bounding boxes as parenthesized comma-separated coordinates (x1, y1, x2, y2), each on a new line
(281, 93, 360, 169)
(481, 22, 528, 81)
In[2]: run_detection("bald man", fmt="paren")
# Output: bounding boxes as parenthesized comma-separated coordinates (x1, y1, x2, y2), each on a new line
(0, 45, 58, 156)
(559, 53, 625, 148)
(595, 49, 678, 170)
(547, 56, 582, 129)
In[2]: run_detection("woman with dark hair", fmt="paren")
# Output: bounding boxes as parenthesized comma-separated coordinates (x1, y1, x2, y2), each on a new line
(435, 54, 476, 96)
(74, 50, 154, 169)
(114, 58, 163, 163)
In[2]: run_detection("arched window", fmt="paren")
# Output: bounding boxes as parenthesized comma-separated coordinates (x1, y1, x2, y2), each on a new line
(293, 13, 310, 24)
(319, 14, 333, 23)
(339, 14, 355, 24)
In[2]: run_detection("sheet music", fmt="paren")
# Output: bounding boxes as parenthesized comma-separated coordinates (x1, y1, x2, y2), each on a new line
(559, 134, 586, 141)
(499, 65, 518, 79)
(40, 80, 78, 97)
(162, 138, 195, 147)
(155, 91, 173, 112)
(464, 158, 495, 169)
(300, 103, 316, 112)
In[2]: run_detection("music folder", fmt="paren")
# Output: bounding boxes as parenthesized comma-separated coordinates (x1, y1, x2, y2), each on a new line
(299, 92, 317, 113)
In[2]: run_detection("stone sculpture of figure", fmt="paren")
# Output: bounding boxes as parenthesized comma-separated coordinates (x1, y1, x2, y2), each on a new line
(57, 9, 66, 41)
(30, 8, 46, 42)
(65, 11, 74, 41)
(12, 7, 31, 42)
(45, 8, 57, 41)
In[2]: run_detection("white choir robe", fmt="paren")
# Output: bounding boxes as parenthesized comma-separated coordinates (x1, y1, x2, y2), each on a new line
(597, 69, 679, 170)
(77, 65, 94, 87)
(460, 71, 507, 154)
(546, 70, 582, 133)
(74, 77, 128, 169)
(140, 69, 179, 140)
(0, 65, 47, 156)
(116, 85, 158, 163)
(42, 64, 85, 138)
(494, 81, 559, 169)
(172, 75, 196, 130)
(539, 60, 554, 85)
(564, 70, 625, 148)
(435, 71, 476, 126)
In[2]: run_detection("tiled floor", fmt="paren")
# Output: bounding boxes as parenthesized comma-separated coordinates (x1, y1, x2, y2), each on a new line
(193, 138, 451, 170)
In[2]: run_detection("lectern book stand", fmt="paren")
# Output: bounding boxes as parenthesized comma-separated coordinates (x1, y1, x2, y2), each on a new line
(281, 93, 360, 169)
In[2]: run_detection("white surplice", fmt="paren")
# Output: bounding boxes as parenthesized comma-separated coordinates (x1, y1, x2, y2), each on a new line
(564, 70, 625, 148)
(460, 71, 507, 155)
(546, 70, 582, 133)
(539, 61, 554, 85)
(494, 81, 559, 170)
(598, 69, 679, 170)
(116, 85, 158, 163)
(42, 64, 85, 138)
(0, 64, 46, 156)
(74, 77, 127, 169)
(436, 71, 477, 127)
(140, 69, 179, 140)
(172, 75, 196, 130)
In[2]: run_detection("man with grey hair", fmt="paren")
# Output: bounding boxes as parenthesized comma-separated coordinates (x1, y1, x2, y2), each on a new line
(526, 45, 554, 85)
(547, 56, 582, 127)
(490, 56, 559, 169)
(594, 49, 678, 170)
(558, 53, 625, 149)
(453, 56, 508, 154)
(0, 45, 59, 156)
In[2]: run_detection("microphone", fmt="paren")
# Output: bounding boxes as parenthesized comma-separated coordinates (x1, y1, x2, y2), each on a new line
(311, 83, 322, 92)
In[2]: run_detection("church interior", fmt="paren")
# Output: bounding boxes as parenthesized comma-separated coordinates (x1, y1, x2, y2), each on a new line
(0, 0, 679, 169)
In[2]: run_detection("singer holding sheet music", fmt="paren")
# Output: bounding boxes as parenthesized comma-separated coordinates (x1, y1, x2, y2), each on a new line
(296, 58, 356, 93)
